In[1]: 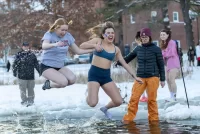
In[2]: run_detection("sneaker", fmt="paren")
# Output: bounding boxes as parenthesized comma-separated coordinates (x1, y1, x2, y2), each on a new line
(21, 101, 27, 106)
(140, 96, 148, 102)
(26, 102, 34, 107)
(165, 98, 176, 102)
(42, 80, 51, 90)
(100, 107, 112, 119)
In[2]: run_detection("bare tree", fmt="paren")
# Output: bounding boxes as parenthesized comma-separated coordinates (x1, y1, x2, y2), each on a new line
(0, 0, 102, 52)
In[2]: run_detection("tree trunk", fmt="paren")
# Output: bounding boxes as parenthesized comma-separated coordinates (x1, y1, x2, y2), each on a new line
(180, 0, 195, 48)
(161, 2, 171, 30)
(118, 14, 124, 56)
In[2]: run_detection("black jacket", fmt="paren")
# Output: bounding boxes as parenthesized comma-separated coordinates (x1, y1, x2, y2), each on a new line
(6, 61, 11, 72)
(187, 49, 196, 61)
(117, 43, 165, 81)
(12, 50, 40, 80)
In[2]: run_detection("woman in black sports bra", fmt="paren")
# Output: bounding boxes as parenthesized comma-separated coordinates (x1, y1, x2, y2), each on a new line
(80, 21, 143, 119)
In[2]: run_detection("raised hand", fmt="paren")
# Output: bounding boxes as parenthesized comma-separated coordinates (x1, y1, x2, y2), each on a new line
(94, 43, 102, 52)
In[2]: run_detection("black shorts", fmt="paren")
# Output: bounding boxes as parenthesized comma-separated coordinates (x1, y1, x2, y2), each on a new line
(40, 63, 61, 75)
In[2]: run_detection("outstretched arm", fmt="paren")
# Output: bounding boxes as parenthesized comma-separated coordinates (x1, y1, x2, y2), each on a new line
(80, 38, 101, 49)
(115, 47, 143, 83)
(80, 38, 102, 52)
(70, 43, 94, 55)
(116, 46, 138, 66)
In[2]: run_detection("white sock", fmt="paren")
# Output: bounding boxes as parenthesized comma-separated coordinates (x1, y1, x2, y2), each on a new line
(100, 107, 112, 119)
(170, 92, 174, 98)
(141, 93, 145, 97)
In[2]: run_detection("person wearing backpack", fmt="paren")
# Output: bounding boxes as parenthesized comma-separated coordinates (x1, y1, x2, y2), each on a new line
(174, 40, 183, 67)
(160, 29, 180, 102)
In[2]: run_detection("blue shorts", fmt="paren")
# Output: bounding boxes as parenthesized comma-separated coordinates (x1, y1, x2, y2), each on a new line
(88, 65, 112, 86)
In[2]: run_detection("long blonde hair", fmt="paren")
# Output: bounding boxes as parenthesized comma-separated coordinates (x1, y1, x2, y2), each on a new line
(86, 21, 115, 39)
(49, 18, 73, 32)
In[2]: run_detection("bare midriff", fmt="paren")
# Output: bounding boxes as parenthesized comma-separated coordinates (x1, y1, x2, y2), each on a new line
(91, 55, 112, 69)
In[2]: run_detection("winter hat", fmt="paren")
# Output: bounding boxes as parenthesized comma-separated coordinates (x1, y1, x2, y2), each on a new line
(22, 42, 29, 46)
(140, 28, 151, 37)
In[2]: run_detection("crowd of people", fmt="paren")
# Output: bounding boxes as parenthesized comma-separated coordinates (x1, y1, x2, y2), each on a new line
(10, 18, 200, 123)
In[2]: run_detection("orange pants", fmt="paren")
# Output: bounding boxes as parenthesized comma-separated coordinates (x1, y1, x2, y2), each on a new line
(123, 77, 159, 121)
(124, 121, 161, 134)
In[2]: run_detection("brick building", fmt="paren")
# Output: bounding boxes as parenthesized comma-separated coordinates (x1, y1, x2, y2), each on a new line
(122, 1, 200, 51)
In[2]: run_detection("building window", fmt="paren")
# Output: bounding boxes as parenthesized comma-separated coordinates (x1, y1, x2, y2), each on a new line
(130, 14, 135, 24)
(151, 11, 157, 22)
(173, 12, 179, 22)
(61, 0, 65, 8)
(153, 40, 159, 46)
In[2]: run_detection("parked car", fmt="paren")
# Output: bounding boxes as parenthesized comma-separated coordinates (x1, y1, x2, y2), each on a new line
(64, 57, 76, 65)
(0, 60, 6, 68)
(74, 54, 90, 64)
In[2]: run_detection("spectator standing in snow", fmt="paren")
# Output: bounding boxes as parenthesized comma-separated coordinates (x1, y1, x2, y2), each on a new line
(6, 60, 11, 72)
(160, 29, 180, 102)
(187, 46, 196, 66)
(12, 42, 40, 106)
